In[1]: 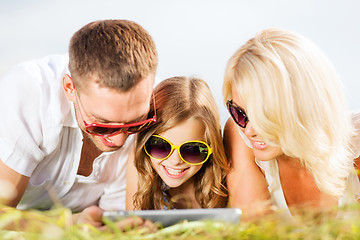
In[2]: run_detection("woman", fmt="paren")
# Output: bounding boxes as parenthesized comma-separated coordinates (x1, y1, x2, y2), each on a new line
(223, 28, 360, 217)
(126, 76, 228, 210)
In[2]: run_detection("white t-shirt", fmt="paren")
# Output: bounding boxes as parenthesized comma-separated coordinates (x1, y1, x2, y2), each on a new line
(0, 55, 132, 212)
(237, 112, 360, 218)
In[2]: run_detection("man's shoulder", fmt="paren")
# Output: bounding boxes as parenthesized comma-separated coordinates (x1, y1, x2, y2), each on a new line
(18, 54, 69, 80)
(2, 54, 69, 83)
(0, 54, 72, 125)
(0, 54, 69, 97)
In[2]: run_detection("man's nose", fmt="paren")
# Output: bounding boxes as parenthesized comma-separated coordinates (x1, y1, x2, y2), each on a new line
(107, 132, 128, 147)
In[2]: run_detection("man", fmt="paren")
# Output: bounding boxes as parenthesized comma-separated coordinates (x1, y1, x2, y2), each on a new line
(0, 19, 158, 227)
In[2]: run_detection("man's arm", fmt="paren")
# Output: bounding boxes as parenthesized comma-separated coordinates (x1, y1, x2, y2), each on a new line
(0, 157, 153, 231)
(0, 159, 29, 206)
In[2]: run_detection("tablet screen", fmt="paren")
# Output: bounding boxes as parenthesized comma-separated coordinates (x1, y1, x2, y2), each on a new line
(103, 208, 242, 227)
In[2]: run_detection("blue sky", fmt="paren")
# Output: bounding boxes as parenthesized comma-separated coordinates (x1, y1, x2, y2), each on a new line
(1, 0, 360, 124)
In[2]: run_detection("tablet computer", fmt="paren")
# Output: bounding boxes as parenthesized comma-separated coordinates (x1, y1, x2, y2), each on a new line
(103, 208, 242, 227)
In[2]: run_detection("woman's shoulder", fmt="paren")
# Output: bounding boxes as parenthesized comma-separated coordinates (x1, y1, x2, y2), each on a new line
(350, 111, 360, 158)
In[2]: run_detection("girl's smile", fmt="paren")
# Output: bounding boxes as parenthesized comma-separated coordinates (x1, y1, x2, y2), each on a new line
(161, 165, 190, 178)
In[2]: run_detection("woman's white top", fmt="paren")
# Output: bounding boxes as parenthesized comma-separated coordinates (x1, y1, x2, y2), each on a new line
(237, 112, 360, 218)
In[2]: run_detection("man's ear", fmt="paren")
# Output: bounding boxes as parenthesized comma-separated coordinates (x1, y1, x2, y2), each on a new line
(63, 74, 76, 102)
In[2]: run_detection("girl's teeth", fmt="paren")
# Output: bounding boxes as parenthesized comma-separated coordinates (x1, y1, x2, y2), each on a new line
(255, 141, 265, 145)
(165, 166, 183, 175)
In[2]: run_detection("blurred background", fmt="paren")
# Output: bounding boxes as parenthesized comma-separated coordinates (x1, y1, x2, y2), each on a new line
(1, 0, 359, 126)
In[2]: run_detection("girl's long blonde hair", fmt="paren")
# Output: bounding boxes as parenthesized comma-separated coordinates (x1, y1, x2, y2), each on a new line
(223, 28, 354, 198)
(134, 76, 228, 209)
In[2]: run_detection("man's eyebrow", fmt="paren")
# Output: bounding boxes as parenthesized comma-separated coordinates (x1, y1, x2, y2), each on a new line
(90, 113, 113, 124)
(91, 113, 148, 125)
(124, 114, 148, 124)
(132, 114, 148, 123)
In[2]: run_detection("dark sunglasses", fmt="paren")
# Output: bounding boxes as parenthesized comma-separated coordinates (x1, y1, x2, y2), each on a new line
(76, 92, 157, 137)
(226, 100, 249, 128)
(144, 135, 213, 165)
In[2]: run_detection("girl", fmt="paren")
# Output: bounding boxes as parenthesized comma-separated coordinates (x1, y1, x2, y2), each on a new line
(126, 76, 228, 210)
(223, 28, 360, 217)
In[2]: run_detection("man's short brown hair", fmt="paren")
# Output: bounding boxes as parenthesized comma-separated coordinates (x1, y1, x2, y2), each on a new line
(68, 19, 158, 91)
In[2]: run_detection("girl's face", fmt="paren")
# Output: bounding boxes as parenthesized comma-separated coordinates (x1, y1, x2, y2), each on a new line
(149, 118, 205, 188)
(232, 89, 284, 161)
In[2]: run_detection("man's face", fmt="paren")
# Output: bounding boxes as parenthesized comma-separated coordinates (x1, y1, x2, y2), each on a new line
(73, 74, 154, 152)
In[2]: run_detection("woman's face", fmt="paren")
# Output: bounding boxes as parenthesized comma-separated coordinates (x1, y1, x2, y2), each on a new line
(232, 89, 284, 161)
(149, 118, 205, 188)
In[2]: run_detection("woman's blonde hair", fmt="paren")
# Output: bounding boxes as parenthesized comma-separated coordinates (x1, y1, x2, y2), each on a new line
(134, 76, 228, 209)
(223, 28, 354, 198)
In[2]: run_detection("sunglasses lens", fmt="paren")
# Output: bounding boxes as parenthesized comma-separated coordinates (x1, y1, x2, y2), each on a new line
(86, 121, 155, 136)
(145, 136, 172, 159)
(127, 121, 153, 134)
(228, 102, 247, 128)
(86, 126, 121, 136)
(180, 142, 209, 164)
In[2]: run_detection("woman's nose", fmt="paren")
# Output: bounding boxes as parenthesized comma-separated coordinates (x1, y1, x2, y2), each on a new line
(243, 122, 256, 138)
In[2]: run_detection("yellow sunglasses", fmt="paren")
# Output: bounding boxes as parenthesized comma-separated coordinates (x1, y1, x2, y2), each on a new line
(144, 135, 213, 165)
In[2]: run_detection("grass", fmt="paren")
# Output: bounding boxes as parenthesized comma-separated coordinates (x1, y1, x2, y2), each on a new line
(0, 204, 359, 239)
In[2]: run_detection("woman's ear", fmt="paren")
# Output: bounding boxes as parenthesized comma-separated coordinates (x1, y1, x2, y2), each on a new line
(63, 74, 76, 102)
